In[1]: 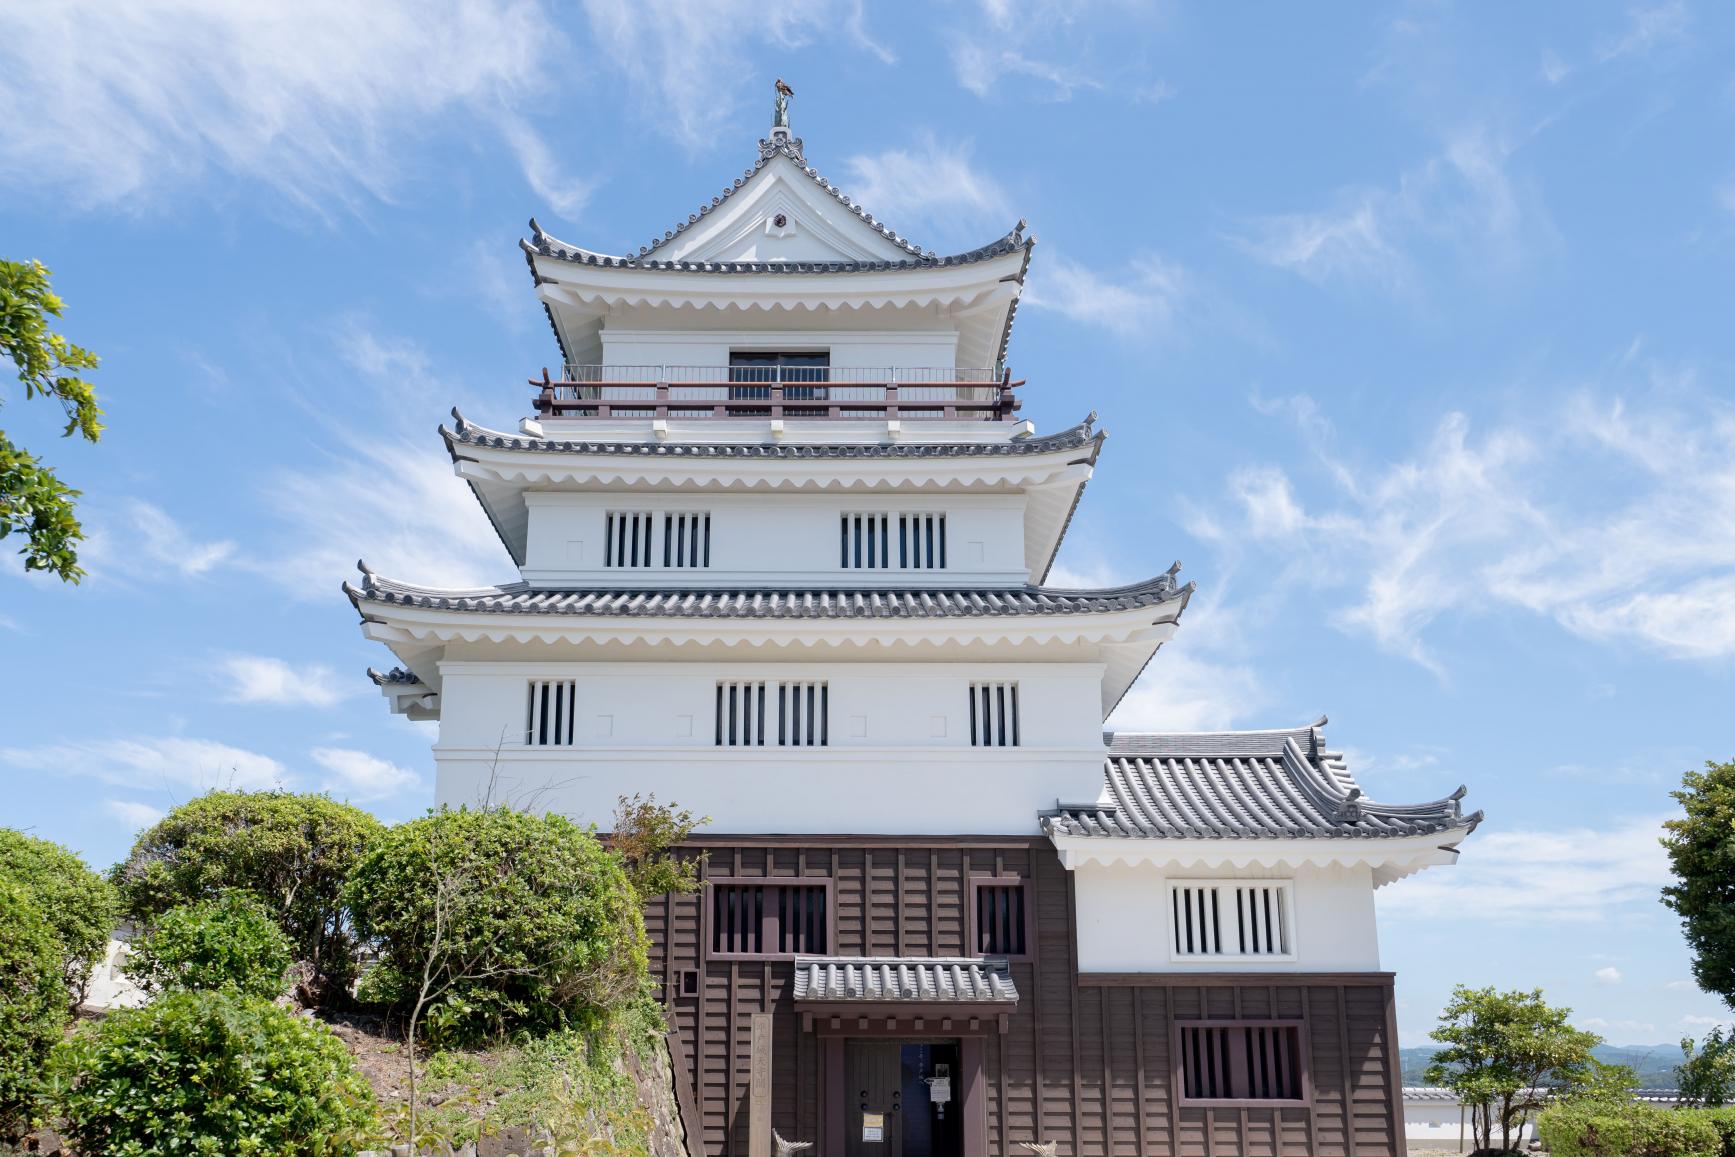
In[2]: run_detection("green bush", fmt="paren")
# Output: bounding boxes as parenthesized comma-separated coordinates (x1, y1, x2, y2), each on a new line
(345, 807, 649, 1046)
(123, 892, 294, 1000)
(0, 881, 70, 1139)
(50, 989, 376, 1156)
(113, 791, 382, 1001)
(0, 827, 117, 1009)
(1538, 1100, 1727, 1157)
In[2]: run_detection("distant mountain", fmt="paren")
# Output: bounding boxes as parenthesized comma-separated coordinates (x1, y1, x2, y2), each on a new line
(1400, 1044, 1684, 1089)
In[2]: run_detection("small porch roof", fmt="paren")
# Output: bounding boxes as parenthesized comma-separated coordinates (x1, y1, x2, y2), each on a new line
(793, 956, 1018, 1005)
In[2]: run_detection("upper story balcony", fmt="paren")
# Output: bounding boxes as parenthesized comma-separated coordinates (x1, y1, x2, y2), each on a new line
(531, 364, 1022, 422)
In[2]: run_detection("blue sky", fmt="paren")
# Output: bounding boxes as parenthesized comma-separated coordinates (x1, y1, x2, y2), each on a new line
(2, 1, 1733, 1047)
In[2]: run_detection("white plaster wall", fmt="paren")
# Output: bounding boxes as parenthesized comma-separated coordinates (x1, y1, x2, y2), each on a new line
(1072, 861, 1383, 973)
(433, 660, 1107, 833)
(520, 491, 1029, 586)
(599, 328, 961, 371)
(1403, 1102, 1535, 1150)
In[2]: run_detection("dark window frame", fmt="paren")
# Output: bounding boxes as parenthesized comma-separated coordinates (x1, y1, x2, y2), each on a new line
(1172, 1018, 1311, 1107)
(702, 876, 835, 961)
(965, 875, 1034, 961)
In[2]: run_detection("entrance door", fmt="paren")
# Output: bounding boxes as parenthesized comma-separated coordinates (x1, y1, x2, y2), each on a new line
(844, 1041, 961, 1157)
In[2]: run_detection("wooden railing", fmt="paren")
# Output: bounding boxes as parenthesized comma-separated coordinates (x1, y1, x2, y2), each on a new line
(530, 366, 1022, 422)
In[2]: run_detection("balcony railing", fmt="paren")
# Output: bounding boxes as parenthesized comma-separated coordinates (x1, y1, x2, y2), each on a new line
(531, 365, 1021, 422)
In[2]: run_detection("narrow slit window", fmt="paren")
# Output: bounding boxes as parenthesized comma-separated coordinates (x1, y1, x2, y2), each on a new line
(1176, 1023, 1305, 1102)
(971, 879, 1028, 956)
(607, 510, 710, 568)
(1170, 882, 1292, 958)
(525, 679, 577, 746)
(840, 513, 945, 569)
(708, 881, 829, 957)
(969, 681, 1020, 747)
(716, 680, 828, 747)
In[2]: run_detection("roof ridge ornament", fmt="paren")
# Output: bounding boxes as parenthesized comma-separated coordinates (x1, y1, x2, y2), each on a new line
(766, 78, 803, 162)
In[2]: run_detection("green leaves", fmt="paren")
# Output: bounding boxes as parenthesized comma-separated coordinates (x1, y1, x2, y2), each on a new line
(1425, 984, 1603, 1151)
(0, 880, 71, 1139)
(344, 806, 649, 1047)
(0, 258, 104, 582)
(124, 893, 295, 1001)
(1663, 759, 1735, 1009)
(50, 989, 376, 1156)
(0, 827, 117, 1012)
(1679, 1026, 1735, 1108)
(114, 790, 384, 1005)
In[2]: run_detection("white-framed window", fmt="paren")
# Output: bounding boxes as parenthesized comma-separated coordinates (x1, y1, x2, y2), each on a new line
(525, 679, 577, 746)
(1168, 881, 1294, 960)
(715, 680, 829, 747)
(968, 681, 1019, 747)
(840, 513, 946, 570)
(604, 511, 710, 568)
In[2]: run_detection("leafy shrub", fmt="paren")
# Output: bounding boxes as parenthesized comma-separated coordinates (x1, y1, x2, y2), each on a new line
(123, 892, 293, 1000)
(113, 791, 382, 1001)
(0, 827, 117, 1009)
(1538, 1100, 1725, 1157)
(345, 807, 649, 1046)
(0, 881, 70, 1139)
(50, 989, 376, 1156)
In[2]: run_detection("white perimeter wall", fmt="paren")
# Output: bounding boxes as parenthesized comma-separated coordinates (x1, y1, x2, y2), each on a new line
(1072, 861, 1382, 972)
(521, 491, 1029, 586)
(434, 660, 1107, 834)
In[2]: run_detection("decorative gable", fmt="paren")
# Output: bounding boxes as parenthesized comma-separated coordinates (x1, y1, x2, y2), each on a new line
(654, 143, 924, 267)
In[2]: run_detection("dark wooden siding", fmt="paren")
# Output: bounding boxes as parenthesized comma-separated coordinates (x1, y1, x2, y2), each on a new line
(651, 838, 1405, 1157)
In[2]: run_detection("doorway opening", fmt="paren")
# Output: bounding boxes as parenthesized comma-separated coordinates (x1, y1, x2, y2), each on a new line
(844, 1039, 961, 1157)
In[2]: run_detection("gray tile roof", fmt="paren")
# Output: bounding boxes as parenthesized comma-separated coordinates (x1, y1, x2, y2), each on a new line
(793, 956, 1018, 1004)
(1402, 1087, 1682, 1106)
(1043, 719, 1481, 842)
(523, 135, 1033, 273)
(346, 567, 1192, 620)
(444, 410, 1103, 461)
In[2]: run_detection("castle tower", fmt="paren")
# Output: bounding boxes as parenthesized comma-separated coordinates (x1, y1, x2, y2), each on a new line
(352, 98, 1478, 1157)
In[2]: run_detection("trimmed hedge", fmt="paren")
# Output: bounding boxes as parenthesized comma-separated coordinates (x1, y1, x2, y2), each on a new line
(124, 892, 294, 1000)
(0, 880, 69, 1139)
(1537, 1101, 1735, 1157)
(345, 806, 649, 1046)
(0, 827, 117, 1008)
(50, 989, 376, 1156)
(113, 791, 382, 1001)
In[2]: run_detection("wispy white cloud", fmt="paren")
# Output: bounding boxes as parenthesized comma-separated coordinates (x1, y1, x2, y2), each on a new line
(1023, 253, 1193, 340)
(1596, 966, 1625, 985)
(253, 326, 514, 596)
(842, 137, 1012, 240)
(1593, 1, 1691, 65)
(1197, 387, 1735, 669)
(951, 42, 1103, 101)
(0, 0, 571, 215)
(0, 737, 289, 792)
(1109, 645, 1265, 733)
(218, 655, 350, 708)
(1379, 816, 1671, 925)
(1233, 128, 1535, 293)
(309, 746, 420, 801)
(578, 0, 885, 149)
(82, 499, 238, 584)
(1682, 1013, 1733, 1028)
(946, 0, 1165, 103)
(104, 799, 166, 829)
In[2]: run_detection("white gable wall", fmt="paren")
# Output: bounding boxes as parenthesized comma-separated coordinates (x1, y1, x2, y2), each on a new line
(1071, 860, 1382, 972)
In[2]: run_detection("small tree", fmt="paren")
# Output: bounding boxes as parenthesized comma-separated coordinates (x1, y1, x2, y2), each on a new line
(0, 828, 117, 1010)
(344, 806, 649, 1151)
(113, 791, 382, 1003)
(1424, 985, 1601, 1153)
(610, 793, 708, 899)
(1678, 1026, 1735, 1107)
(1663, 758, 1735, 1006)
(0, 258, 103, 581)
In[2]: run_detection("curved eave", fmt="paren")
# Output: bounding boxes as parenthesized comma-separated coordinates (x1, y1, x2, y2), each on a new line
(1044, 830, 1472, 887)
